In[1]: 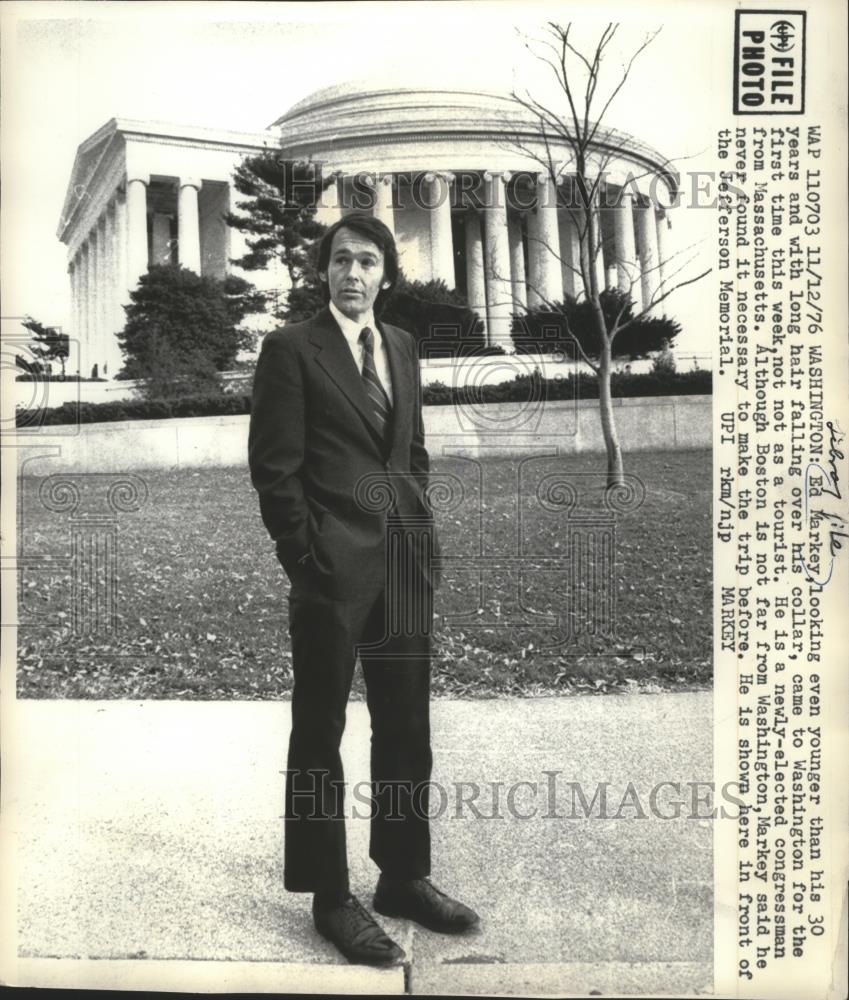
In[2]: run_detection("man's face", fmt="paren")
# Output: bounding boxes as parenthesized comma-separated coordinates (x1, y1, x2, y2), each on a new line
(320, 227, 391, 322)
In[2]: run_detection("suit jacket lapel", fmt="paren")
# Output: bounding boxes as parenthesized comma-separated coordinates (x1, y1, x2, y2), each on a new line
(308, 307, 386, 452)
(380, 320, 412, 455)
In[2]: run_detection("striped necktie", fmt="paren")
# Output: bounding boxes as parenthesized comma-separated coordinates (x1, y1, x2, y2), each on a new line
(358, 326, 392, 445)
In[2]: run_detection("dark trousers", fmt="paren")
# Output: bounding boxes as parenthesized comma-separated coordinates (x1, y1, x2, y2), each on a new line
(283, 543, 433, 893)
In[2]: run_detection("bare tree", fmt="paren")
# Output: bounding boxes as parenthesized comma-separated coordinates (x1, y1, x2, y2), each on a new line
(505, 22, 710, 487)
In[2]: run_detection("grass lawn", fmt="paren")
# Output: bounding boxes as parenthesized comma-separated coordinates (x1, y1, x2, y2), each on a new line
(16, 450, 711, 699)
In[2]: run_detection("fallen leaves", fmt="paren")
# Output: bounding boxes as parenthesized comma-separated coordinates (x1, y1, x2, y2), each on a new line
(16, 452, 712, 699)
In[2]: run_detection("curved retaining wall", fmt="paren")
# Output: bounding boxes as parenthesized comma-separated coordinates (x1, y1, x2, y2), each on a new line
(17, 395, 711, 476)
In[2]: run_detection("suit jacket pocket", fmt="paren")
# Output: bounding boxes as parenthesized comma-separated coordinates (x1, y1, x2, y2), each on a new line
(311, 510, 389, 597)
(311, 510, 348, 576)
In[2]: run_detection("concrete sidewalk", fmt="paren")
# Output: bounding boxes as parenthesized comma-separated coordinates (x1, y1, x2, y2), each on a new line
(5, 694, 712, 995)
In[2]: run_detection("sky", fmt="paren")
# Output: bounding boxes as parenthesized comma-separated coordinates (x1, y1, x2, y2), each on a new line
(1, 0, 718, 358)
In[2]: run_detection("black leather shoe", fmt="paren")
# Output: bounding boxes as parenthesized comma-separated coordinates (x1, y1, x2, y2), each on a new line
(312, 893, 406, 965)
(373, 876, 480, 934)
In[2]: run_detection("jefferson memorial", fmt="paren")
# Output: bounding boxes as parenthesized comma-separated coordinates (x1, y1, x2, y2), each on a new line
(58, 84, 678, 379)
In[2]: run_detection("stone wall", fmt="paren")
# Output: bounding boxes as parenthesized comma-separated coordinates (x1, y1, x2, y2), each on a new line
(18, 395, 711, 476)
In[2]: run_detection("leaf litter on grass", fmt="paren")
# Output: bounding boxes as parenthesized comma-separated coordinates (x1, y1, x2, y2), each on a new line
(17, 451, 711, 699)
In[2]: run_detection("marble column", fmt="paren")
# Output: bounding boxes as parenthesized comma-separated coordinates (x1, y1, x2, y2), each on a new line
(612, 189, 637, 294)
(152, 213, 172, 267)
(78, 242, 90, 377)
(464, 211, 486, 322)
(114, 189, 129, 320)
(315, 174, 342, 227)
(96, 214, 109, 375)
(105, 199, 123, 377)
(67, 259, 78, 376)
(558, 210, 583, 299)
(579, 202, 605, 300)
(89, 223, 100, 375)
(178, 177, 202, 273)
(656, 210, 669, 295)
(635, 201, 660, 311)
(75, 253, 85, 375)
(126, 173, 149, 290)
(507, 214, 527, 311)
(593, 209, 606, 296)
(526, 175, 563, 307)
(372, 174, 395, 234)
(427, 173, 455, 287)
(483, 172, 512, 350)
(86, 228, 99, 377)
(102, 203, 114, 377)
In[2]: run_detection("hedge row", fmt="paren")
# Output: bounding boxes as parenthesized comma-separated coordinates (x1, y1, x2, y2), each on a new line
(16, 393, 254, 428)
(17, 370, 712, 427)
(425, 369, 712, 406)
(16, 375, 107, 382)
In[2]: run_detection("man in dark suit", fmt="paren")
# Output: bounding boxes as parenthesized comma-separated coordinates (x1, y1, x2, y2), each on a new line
(249, 213, 478, 965)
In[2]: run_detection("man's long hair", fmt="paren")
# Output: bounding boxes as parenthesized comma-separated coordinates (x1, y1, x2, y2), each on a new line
(316, 212, 400, 315)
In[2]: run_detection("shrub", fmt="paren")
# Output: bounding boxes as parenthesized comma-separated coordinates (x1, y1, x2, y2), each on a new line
(512, 291, 682, 361)
(651, 346, 677, 375)
(382, 277, 496, 360)
(118, 265, 264, 398)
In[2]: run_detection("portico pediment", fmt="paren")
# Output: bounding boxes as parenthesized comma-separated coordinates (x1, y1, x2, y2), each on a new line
(57, 120, 124, 243)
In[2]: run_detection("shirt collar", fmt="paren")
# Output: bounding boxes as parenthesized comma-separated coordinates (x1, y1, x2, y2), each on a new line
(329, 301, 378, 348)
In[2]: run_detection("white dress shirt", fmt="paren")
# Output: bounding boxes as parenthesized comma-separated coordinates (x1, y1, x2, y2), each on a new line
(329, 301, 394, 405)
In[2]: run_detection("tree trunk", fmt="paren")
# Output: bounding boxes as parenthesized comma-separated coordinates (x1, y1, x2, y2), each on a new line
(597, 339, 624, 489)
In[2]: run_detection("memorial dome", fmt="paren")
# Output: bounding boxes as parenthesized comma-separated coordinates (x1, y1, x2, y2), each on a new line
(272, 80, 677, 201)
